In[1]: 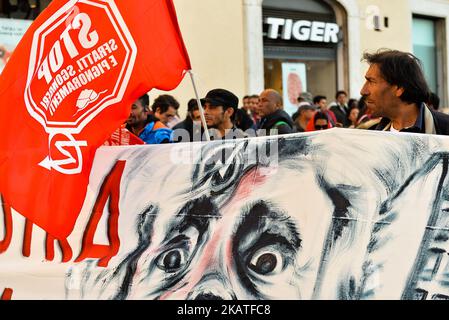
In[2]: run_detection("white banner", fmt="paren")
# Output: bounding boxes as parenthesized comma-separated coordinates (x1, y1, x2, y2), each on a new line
(1, 129, 449, 300)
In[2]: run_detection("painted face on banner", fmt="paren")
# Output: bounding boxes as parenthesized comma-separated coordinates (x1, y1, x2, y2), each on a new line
(62, 131, 449, 300)
(120, 163, 330, 300)
(84, 141, 338, 300)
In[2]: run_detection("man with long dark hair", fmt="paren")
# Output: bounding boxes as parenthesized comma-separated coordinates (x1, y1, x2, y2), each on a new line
(360, 49, 449, 135)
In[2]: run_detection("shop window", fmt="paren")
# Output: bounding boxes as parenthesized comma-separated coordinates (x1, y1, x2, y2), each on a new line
(413, 17, 438, 93)
(262, 0, 340, 116)
(264, 58, 336, 113)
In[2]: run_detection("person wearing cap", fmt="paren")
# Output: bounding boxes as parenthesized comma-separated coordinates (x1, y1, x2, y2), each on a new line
(203, 88, 247, 140)
(292, 104, 317, 132)
(257, 89, 294, 136)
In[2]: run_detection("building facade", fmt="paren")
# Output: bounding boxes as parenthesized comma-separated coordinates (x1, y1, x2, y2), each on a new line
(171, 0, 449, 114)
(1, 0, 448, 114)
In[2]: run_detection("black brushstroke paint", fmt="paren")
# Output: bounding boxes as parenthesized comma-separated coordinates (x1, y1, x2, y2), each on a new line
(232, 201, 301, 298)
(186, 272, 237, 300)
(312, 177, 354, 299)
(277, 136, 309, 158)
(111, 205, 159, 300)
(149, 197, 221, 296)
(401, 154, 449, 299)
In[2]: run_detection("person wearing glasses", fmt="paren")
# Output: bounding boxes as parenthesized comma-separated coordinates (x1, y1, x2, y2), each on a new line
(306, 111, 332, 131)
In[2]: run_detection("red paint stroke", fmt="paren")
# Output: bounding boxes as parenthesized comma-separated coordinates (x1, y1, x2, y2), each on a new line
(0, 194, 13, 254)
(22, 219, 33, 257)
(229, 167, 271, 203)
(45, 234, 73, 263)
(1, 288, 12, 300)
(75, 161, 125, 267)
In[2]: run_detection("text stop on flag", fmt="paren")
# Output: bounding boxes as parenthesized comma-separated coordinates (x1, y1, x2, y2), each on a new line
(0, 0, 191, 239)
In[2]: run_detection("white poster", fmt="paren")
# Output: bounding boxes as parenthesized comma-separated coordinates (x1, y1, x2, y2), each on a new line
(0, 18, 32, 73)
(282, 62, 307, 116)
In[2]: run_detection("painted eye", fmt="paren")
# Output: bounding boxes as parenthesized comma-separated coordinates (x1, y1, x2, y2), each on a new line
(248, 249, 283, 275)
(156, 248, 188, 273)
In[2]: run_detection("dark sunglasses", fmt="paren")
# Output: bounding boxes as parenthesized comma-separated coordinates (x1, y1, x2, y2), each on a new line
(315, 125, 328, 130)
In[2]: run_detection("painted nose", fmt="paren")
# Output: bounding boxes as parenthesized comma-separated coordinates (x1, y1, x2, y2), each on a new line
(193, 293, 224, 300)
(187, 274, 237, 300)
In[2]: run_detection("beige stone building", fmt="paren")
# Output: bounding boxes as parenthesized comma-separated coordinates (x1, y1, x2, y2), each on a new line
(164, 0, 449, 116)
(2, 0, 449, 115)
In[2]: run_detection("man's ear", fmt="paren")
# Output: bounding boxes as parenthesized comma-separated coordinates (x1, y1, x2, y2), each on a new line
(275, 99, 282, 109)
(394, 86, 404, 98)
(226, 107, 234, 119)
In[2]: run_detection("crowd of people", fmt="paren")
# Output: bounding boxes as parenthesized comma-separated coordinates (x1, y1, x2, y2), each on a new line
(123, 49, 449, 145)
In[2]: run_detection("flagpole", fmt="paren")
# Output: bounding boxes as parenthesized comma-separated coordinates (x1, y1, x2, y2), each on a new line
(188, 70, 210, 141)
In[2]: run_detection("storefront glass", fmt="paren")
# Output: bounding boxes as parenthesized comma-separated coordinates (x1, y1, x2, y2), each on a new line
(413, 17, 437, 94)
(264, 58, 336, 112)
(262, 0, 342, 116)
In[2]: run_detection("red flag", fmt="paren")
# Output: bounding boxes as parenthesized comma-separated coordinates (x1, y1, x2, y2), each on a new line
(0, 0, 191, 239)
(103, 125, 144, 146)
